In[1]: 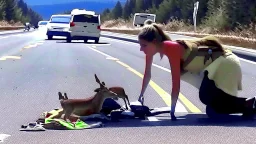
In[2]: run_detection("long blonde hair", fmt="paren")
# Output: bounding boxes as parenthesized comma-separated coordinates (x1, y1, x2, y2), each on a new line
(138, 19, 171, 59)
(138, 19, 171, 43)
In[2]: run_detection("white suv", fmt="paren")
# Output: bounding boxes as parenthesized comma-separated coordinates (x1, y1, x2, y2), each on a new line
(67, 10, 101, 43)
(46, 15, 71, 40)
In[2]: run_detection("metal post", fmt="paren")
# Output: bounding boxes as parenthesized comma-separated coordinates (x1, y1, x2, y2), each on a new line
(193, 1, 199, 32)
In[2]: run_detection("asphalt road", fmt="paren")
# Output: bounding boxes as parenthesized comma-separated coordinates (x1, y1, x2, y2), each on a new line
(0, 29, 255, 144)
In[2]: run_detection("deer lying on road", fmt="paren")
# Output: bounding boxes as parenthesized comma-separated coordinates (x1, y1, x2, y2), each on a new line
(54, 74, 130, 122)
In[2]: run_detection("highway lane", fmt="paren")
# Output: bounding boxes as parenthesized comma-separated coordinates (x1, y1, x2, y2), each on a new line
(0, 30, 173, 143)
(0, 30, 255, 143)
(92, 37, 256, 112)
(101, 31, 256, 107)
(0, 29, 36, 37)
(0, 29, 42, 58)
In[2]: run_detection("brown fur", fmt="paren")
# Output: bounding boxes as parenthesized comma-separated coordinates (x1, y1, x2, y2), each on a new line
(57, 74, 130, 122)
(108, 87, 131, 109)
(177, 35, 225, 51)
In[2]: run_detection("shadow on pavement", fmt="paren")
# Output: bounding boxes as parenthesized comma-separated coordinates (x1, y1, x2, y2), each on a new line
(103, 113, 256, 128)
(45, 38, 66, 40)
(56, 41, 110, 45)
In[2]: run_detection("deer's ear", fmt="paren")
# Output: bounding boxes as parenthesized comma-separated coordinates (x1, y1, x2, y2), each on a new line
(58, 92, 63, 100)
(94, 88, 101, 92)
(64, 93, 68, 99)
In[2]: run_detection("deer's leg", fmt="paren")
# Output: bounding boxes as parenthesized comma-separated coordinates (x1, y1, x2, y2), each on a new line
(126, 96, 131, 106)
(123, 98, 129, 109)
(63, 108, 73, 122)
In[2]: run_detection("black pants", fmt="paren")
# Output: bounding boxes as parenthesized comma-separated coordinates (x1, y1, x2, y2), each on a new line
(199, 71, 247, 114)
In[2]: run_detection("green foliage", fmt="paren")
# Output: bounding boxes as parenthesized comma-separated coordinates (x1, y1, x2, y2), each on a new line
(0, 0, 6, 19)
(5, 0, 17, 22)
(112, 1, 123, 19)
(0, 0, 43, 25)
(100, 0, 256, 31)
(101, 8, 112, 21)
(122, 0, 131, 19)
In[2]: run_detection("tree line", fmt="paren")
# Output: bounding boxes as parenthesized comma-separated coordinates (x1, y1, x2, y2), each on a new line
(0, 0, 42, 26)
(101, 0, 256, 31)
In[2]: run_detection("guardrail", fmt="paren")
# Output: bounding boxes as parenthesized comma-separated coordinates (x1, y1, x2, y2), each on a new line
(101, 29, 256, 62)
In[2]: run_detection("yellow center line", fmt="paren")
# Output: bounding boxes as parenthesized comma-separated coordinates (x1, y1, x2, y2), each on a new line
(0, 56, 21, 60)
(117, 60, 201, 113)
(90, 47, 201, 113)
(22, 41, 45, 50)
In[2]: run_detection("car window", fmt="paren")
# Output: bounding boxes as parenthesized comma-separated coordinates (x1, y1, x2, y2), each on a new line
(137, 15, 148, 18)
(73, 14, 99, 23)
(39, 21, 48, 25)
(50, 16, 71, 24)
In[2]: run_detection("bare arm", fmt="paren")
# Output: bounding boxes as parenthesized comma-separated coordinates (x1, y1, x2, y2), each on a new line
(140, 55, 153, 97)
(166, 42, 182, 119)
(169, 57, 181, 116)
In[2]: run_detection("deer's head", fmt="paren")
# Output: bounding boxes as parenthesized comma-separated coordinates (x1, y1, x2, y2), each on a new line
(94, 74, 117, 98)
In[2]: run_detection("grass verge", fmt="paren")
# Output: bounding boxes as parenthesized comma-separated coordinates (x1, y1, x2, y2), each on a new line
(0, 20, 24, 31)
(101, 19, 256, 49)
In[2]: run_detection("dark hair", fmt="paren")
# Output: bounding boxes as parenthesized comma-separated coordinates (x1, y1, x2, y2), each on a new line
(144, 19, 154, 25)
(138, 20, 171, 42)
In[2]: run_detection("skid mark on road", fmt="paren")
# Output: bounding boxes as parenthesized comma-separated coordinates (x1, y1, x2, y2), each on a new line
(88, 46, 202, 113)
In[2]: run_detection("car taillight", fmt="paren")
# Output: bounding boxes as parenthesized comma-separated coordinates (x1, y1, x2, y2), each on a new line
(97, 25, 101, 30)
(70, 22, 75, 27)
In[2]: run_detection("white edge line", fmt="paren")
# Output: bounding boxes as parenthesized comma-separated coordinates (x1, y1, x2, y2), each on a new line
(0, 36, 9, 39)
(239, 57, 256, 65)
(89, 47, 113, 58)
(102, 37, 256, 65)
(104, 31, 256, 51)
(152, 64, 171, 72)
(102, 37, 138, 45)
(0, 134, 11, 143)
(89, 37, 256, 113)
(146, 116, 159, 121)
(88, 46, 188, 113)
(226, 45, 256, 53)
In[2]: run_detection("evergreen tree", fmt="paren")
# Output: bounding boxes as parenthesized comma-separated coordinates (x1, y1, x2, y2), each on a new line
(135, 0, 144, 12)
(100, 0, 256, 31)
(0, 0, 6, 20)
(112, 1, 123, 19)
(122, 0, 131, 19)
(5, 0, 17, 22)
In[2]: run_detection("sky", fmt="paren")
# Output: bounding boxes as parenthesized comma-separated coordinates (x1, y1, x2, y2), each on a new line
(24, 0, 126, 6)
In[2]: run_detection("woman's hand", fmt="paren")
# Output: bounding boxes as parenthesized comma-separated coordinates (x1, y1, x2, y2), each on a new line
(138, 95, 144, 105)
(170, 92, 179, 121)
(138, 55, 153, 105)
